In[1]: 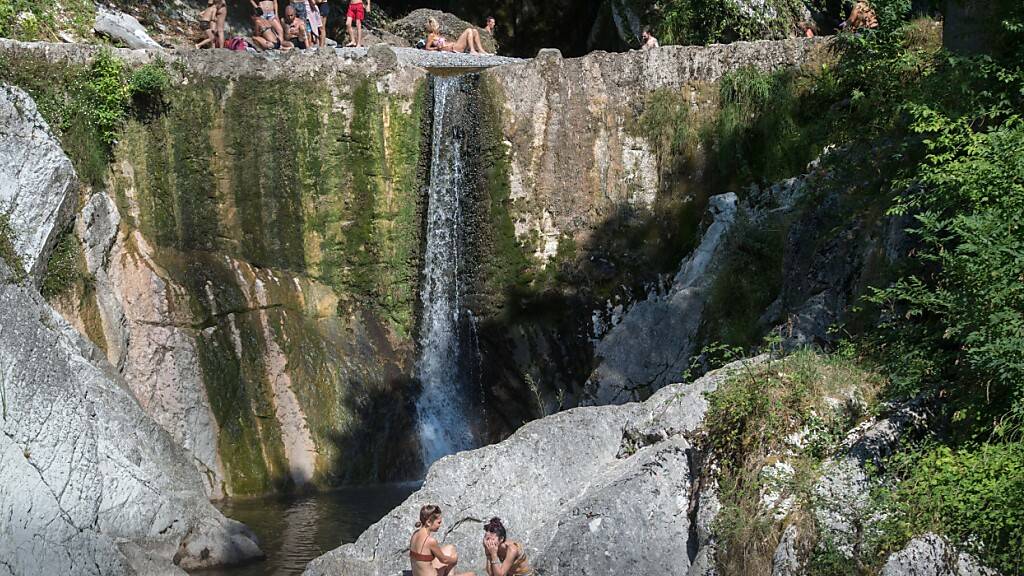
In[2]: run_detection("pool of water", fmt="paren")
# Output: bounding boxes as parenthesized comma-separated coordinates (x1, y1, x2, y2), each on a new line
(202, 483, 419, 576)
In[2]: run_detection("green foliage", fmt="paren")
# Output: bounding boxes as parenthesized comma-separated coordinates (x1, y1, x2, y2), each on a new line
(707, 63, 840, 190)
(0, 0, 94, 41)
(701, 215, 786, 349)
(83, 50, 132, 151)
(653, 0, 807, 45)
(40, 227, 87, 298)
(874, 442, 1024, 575)
(0, 211, 26, 280)
(703, 350, 884, 575)
(128, 61, 171, 114)
(0, 51, 166, 185)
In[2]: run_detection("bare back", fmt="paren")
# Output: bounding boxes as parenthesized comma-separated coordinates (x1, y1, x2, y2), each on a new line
(410, 528, 437, 576)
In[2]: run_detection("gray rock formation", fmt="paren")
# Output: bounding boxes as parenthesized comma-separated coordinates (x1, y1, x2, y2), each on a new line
(880, 534, 995, 576)
(584, 193, 739, 405)
(812, 397, 935, 557)
(93, 5, 162, 50)
(0, 262, 262, 575)
(482, 39, 824, 265)
(303, 360, 757, 576)
(388, 9, 497, 53)
(0, 84, 78, 285)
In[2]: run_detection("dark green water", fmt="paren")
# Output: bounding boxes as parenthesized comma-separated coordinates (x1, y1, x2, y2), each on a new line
(203, 483, 419, 576)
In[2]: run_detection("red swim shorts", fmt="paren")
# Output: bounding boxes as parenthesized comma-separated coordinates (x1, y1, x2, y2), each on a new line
(346, 2, 365, 21)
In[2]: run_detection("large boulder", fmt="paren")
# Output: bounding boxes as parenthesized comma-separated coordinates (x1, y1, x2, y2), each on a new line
(303, 360, 757, 576)
(388, 9, 496, 53)
(0, 261, 262, 575)
(0, 84, 78, 286)
(94, 5, 162, 50)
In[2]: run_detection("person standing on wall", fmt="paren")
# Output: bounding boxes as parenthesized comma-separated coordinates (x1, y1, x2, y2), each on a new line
(317, 1, 330, 47)
(345, 0, 370, 47)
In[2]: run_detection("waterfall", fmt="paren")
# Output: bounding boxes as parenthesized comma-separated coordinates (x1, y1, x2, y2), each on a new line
(415, 75, 479, 468)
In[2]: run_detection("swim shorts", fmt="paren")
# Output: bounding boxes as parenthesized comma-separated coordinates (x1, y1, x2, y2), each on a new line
(318, 2, 330, 17)
(347, 2, 364, 21)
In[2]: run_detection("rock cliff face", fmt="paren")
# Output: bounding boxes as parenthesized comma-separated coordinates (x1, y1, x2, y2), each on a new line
(0, 264, 263, 575)
(1, 43, 429, 497)
(0, 86, 261, 574)
(469, 39, 827, 431)
(1, 38, 840, 498)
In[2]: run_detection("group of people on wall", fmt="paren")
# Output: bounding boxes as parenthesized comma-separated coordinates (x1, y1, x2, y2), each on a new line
(410, 506, 533, 576)
(195, 0, 879, 54)
(195, 0, 500, 54)
(196, 0, 367, 50)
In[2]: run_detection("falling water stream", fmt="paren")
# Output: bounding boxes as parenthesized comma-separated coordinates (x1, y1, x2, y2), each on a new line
(415, 75, 480, 468)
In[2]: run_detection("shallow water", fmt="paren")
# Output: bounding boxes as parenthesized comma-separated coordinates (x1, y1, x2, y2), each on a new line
(202, 483, 418, 576)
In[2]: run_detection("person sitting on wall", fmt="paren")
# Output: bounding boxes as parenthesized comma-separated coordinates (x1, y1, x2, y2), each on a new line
(195, 0, 218, 49)
(283, 5, 308, 49)
(410, 505, 474, 576)
(641, 26, 659, 49)
(250, 0, 286, 46)
(482, 517, 534, 576)
(250, 7, 286, 50)
(424, 17, 489, 55)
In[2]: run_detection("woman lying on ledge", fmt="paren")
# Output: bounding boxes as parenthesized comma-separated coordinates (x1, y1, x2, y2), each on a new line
(424, 16, 489, 55)
(410, 505, 474, 576)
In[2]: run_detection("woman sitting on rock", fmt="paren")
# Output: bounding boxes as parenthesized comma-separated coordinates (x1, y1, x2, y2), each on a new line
(410, 505, 472, 576)
(424, 17, 488, 55)
(482, 517, 533, 576)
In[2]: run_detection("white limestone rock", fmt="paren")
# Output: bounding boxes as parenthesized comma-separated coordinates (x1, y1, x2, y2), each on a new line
(880, 534, 996, 576)
(0, 83, 78, 286)
(0, 261, 262, 576)
(93, 5, 162, 50)
(303, 363, 757, 576)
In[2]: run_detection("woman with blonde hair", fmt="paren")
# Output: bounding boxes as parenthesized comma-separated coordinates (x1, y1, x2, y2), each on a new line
(410, 505, 474, 576)
(424, 17, 488, 55)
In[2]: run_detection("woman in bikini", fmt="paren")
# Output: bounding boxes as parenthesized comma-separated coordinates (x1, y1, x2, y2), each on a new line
(195, 1, 218, 49)
(424, 17, 488, 55)
(482, 518, 533, 576)
(410, 505, 473, 576)
(250, 0, 286, 46)
(250, 8, 285, 50)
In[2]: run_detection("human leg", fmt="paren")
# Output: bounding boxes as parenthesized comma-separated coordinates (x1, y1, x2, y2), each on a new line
(216, 8, 227, 47)
(356, 19, 363, 47)
(451, 28, 475, 53)
(471, 28, 487, 54)
(434, 545, 459, 576)
(345, 14, 355, 46)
